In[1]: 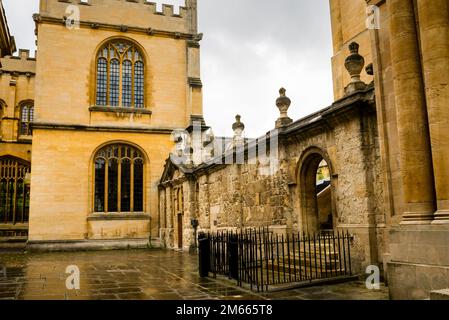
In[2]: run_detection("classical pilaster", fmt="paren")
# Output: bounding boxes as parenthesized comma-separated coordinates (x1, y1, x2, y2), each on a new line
(387, 0, 436, 224)
(416, 0, 449, 223)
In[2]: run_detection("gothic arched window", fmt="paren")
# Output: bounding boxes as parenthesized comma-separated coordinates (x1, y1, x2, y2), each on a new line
(94, 144, 145, 213)
(20, 103, 34, 136)
(95, 40, 145, 108)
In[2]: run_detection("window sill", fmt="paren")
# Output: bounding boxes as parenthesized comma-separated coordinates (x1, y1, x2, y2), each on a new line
(18, 135, 33, 141)
(87, 213, 151, 221)
(89, 106, 152, 115)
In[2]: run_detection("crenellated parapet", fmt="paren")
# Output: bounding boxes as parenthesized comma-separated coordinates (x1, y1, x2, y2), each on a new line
(36, 0, 199, 37)
(0, 49, 36, 76)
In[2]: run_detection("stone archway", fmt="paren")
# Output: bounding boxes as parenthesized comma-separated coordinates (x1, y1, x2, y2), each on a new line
(298, 148, 335, 234)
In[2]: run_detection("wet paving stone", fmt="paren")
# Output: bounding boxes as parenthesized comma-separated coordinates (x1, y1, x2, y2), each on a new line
(0, 249, 389, 300)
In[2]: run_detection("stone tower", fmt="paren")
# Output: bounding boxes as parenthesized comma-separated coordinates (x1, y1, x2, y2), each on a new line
(28, 0, 204, 247)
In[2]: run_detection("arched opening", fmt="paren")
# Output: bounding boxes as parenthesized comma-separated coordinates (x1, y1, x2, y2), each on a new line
(0, 156, 31, 225)
(94, 39, 146, 108)
(93, 143, 145, 214)
(316, 159, 332, 231)
(18, 100, 34, 136)
(299, 149, 334, 234)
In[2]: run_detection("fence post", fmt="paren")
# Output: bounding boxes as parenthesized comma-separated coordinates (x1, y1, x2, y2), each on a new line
(198, 232, 210, 277)
(228, 234, 239, 280)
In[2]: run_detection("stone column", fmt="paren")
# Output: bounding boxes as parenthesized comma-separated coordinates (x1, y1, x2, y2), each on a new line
(416, 0, 449, 223)
(387, 0, 436, 223)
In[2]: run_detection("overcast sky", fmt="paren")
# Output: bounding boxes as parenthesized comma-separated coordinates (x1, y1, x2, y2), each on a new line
(3, 0, 334, 138)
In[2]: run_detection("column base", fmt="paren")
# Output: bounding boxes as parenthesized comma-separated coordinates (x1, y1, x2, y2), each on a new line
(400, 211, 434, 225)
(432, 210, 449, 224)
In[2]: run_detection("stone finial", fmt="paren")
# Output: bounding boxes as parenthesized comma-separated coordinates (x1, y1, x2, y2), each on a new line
(344, 42, 367, 95)
(275, 88, 293, 128)
(232, 115, 245, 131)
(232, 115, 245, 147)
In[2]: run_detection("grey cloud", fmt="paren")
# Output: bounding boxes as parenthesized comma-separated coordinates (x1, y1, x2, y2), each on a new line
(3, 0, 334, 137)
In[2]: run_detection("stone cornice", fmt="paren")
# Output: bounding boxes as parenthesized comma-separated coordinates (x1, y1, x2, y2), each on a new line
(32, 122, 177, 134)
(33, 14, 198, 41)
(0, 69, 36, 77)
(89, 106, 152, 115)
(0, 140, 32, 145)
(87, 213, 151, 221)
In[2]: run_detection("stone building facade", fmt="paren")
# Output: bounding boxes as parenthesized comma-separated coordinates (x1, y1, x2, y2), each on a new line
(0, 3, 33, 241)
(329, 0, 449, 299)
(1, 0, 204, 249)
(0, 0, 448, 300)
(159, 0, 449, 300)
(159, 83, 384, 275)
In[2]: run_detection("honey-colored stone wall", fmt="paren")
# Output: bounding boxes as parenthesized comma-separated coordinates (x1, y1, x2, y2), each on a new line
(330, 0, 373, 100)
(29, 129, 174, 241)
(334, 0, 449, 299)
(0, 50, 35, 161)
(34, 23, 190, 129)
(28, 0, 202, 245)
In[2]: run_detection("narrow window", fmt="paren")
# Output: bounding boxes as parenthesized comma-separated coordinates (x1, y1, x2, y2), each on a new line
(96, 58, 107, 106)
(20, 103, 34, 136)
(109, 59, 120, 107)
(134, 61, 144, 108)
(122, 60, 132, 107)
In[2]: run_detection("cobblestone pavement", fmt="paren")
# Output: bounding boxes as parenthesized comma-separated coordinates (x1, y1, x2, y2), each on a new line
(0, 249, 389, 300)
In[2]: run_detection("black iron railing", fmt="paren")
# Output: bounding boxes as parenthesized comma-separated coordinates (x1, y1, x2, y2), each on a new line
(198, 228, 353, 292)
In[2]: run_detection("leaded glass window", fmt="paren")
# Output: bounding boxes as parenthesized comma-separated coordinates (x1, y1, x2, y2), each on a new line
(95, 40, 145, 108)
(96, 58, 107, 106)
(134, 61, 144, 108)
(109, 59, 120, 106)
(20, 103, 34, 136)
(93, 144, 145, 213)
(122, 60, 132, 107)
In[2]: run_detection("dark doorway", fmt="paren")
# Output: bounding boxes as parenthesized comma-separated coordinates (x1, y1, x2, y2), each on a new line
(299, 151, 334, 234)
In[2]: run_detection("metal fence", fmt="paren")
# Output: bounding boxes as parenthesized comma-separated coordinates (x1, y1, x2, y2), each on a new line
(198, 228, 353, 292)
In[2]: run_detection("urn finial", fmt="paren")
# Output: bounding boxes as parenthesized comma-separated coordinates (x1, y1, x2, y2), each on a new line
(344, 42, 367, 95)
(275, 88, 293, 128)
(232, 115, 245, 147)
